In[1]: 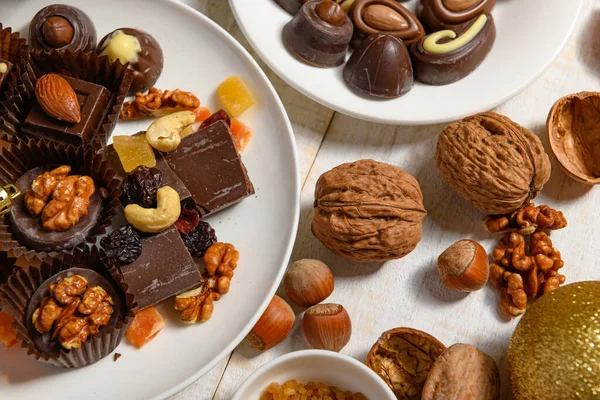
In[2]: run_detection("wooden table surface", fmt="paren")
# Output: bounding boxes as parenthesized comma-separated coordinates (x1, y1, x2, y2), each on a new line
(173, 1, 599, 399)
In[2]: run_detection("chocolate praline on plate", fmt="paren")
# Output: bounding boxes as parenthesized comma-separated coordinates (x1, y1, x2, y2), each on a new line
(29, 4, 97, 52)
(97, 28, 164, 94)
(344, 32, 414, 98)
(275, 0, 311, 14)
(417, 0, 496, 32)
(283, 0, 353, 68)
(410, 13, 495, 85)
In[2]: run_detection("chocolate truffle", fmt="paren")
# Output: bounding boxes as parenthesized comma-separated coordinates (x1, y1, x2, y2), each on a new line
(97, 28, 164, 94)
(350, 0, 425, 48)
(29, 4, 97, 52)
(410, 14, 495, 85)
(275, 0, 310, 14)
(282, 0, 353, 67)
(9, 165, 102, 252)
(417, 0, 496, 32)
(343, 33, 414, 98)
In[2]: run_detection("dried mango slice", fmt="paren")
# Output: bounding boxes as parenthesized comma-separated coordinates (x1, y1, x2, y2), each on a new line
(113, 135, 156, 173)
(230, 119, 252, 153)
(126, 307, 165, 349)
(217, 76, 254, 118)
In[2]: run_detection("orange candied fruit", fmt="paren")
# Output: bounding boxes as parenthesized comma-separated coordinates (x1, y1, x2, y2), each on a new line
(126, 307, 165, 349)
(113, 135, 157, 173)
(260, 379, 368, 400)
(193, 106, 212, 123)
(230, 119, 252, 153)
(0, 311, 18, 350)
(217, 76, 254, 118)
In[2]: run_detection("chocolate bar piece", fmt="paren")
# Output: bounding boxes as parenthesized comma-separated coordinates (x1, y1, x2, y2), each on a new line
(164, 121, 255, 216)
(119, 226, 202, 310)
(0, 57, 14, 89)
(23, 74, 110, 146)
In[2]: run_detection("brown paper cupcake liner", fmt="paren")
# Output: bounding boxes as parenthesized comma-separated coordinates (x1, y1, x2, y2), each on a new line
(0, 246, 135, 368)
(0, 138, 122, 263)
(0, 49, 133, 149)
(0, 24, 30, 102)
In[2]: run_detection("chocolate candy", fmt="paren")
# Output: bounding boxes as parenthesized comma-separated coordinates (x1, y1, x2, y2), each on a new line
(29, 4, 97, 52)
(9, 165, 102, 252)
(417, 0, 496, 32)
(350, 0, 425, 48)
(283, 0, 353, 67)
(22, 75, 111, 146)
(344, 33, 414, 98)
(97, 28, 163, 94)
(411, 14, 495, 85)
(164, 121, 255, 217)
(119, 226, 202, 310)
(0, 58, 13, 89)
(275, 0, 310, 14)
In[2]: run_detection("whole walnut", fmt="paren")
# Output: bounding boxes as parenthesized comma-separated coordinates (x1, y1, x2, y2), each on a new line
(312, 159, 427, 262)
(435, 112, 551, 215)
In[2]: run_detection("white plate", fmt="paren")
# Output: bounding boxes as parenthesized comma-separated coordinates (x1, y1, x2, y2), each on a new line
(229, 0, 583, 125)
(0, 1, 299, 399)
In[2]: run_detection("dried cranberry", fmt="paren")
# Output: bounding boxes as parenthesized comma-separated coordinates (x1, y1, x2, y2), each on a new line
(100, 225, 142, 265)
(175, 208, 200, 235)
(200, 109, 231, 130)
(181, 221, 217, 258)
(121, 166, 163, 207)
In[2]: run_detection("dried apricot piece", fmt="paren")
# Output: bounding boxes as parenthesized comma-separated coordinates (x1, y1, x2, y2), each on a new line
(113, 135, 157, 173)
(218, 76, 254, 118)
(231, 119, 252, 153)
(0, 311, 18, 350)
(126, 307, 165, 349)
(193, 106, 211, 123)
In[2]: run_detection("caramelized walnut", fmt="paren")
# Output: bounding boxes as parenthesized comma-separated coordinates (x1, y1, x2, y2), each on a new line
(57, 317, 90, 350)
(78, 286, 113, 315)
(24, 165, 71, 216)
(32, 297, 63, 333)
(42, 175, 95, 232)
(483, 203, 567, 235)
(50, 275, 88, 305)
(120, 87, 200, 120)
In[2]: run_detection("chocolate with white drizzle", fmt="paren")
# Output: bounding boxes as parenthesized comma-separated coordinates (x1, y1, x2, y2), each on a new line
(417, 0, 496, 32)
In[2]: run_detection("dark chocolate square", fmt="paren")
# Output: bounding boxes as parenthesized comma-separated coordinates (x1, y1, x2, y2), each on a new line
(0, 57, 14, 89)
(119, 226, 202, 310)
(164, 121, 255, 216)
(23, 74, 111, 146)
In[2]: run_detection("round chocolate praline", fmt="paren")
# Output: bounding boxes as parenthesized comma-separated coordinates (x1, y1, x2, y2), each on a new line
(97, 28, 164, 94)
(29, 4, 97, 52)
(9, 165, 102, 252)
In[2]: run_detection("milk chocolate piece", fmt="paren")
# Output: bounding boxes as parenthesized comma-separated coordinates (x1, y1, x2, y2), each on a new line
(119, 226, 202, 310)
(0, 58, 13, 90)
(351, 0, 425, 48)
(97, 28, 163, 94)
(164, 121, 255, 217)
(9, 165, 102, 252)
(22, 75, 111, 146)
(410, 14, 495, 85)
(283, 0, 353, 67)
(29, 4, 97, 52)
(344, 33, 414, 98)
(417, 0, 496, 32)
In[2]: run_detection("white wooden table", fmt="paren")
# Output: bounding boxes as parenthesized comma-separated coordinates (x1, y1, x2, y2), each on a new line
(173, 1, 600, 399)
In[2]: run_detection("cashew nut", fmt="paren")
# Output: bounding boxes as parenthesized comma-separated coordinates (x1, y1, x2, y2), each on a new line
(124, 186, 181, 233)
(145, 111, 195, 152)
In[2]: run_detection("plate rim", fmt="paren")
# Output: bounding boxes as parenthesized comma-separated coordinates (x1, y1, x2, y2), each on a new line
(228, 0, 584, 126)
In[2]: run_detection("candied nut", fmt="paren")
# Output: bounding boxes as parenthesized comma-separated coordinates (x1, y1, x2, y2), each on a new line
(204, 242, 239, 277)
(483, 203, 567, 235)
(367, 327, 446, 399)
(145, 111, 196, 152)
(32, 297, 63, 333)
(422, 343, 500, 400)
(124, 186, 181, 233)
(120, 87, 200, 120)
(86, 300, 114, 335)
(57, 317, 90, 350)
(50, 274, 88, 305)
(42, 175, 95, 232)
(174, 287, 220, 324)
(78, 286, 113, 315)
(24, 165, 71, 216)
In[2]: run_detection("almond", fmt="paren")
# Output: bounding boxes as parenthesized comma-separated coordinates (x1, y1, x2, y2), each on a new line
(35, 74, 81, 124)
(443, 0, 480, 12)
(363, 4, 408, 31)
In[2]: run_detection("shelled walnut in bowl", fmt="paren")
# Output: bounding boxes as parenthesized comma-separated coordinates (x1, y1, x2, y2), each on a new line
(547, 91, 600, 184)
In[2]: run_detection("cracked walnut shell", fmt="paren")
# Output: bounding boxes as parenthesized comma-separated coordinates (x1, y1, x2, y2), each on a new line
(312, 160, 427, 262)
(435, 112, 551, 215)
(547, 91, 600, 184)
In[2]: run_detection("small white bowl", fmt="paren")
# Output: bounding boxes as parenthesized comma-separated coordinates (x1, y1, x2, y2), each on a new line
(232, 350, 396, 400)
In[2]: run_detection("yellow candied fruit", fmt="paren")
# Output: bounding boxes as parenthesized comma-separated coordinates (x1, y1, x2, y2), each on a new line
(217, 76, 254, 118)
(113, 135, 156, 173)
(259, 380, 368, 400)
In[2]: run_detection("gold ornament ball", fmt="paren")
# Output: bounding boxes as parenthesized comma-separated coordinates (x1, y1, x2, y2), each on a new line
(508, 281, 600, 399)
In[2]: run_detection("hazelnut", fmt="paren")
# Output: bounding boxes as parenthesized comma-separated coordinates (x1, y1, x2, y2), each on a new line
(302, 303, 351, 352)
(316, 0, 346, 26)
(42, 16, 74, 48)
(284, 259, 334, 307)
(247, 295, 295, 351)
(437, 239, 489, 292)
